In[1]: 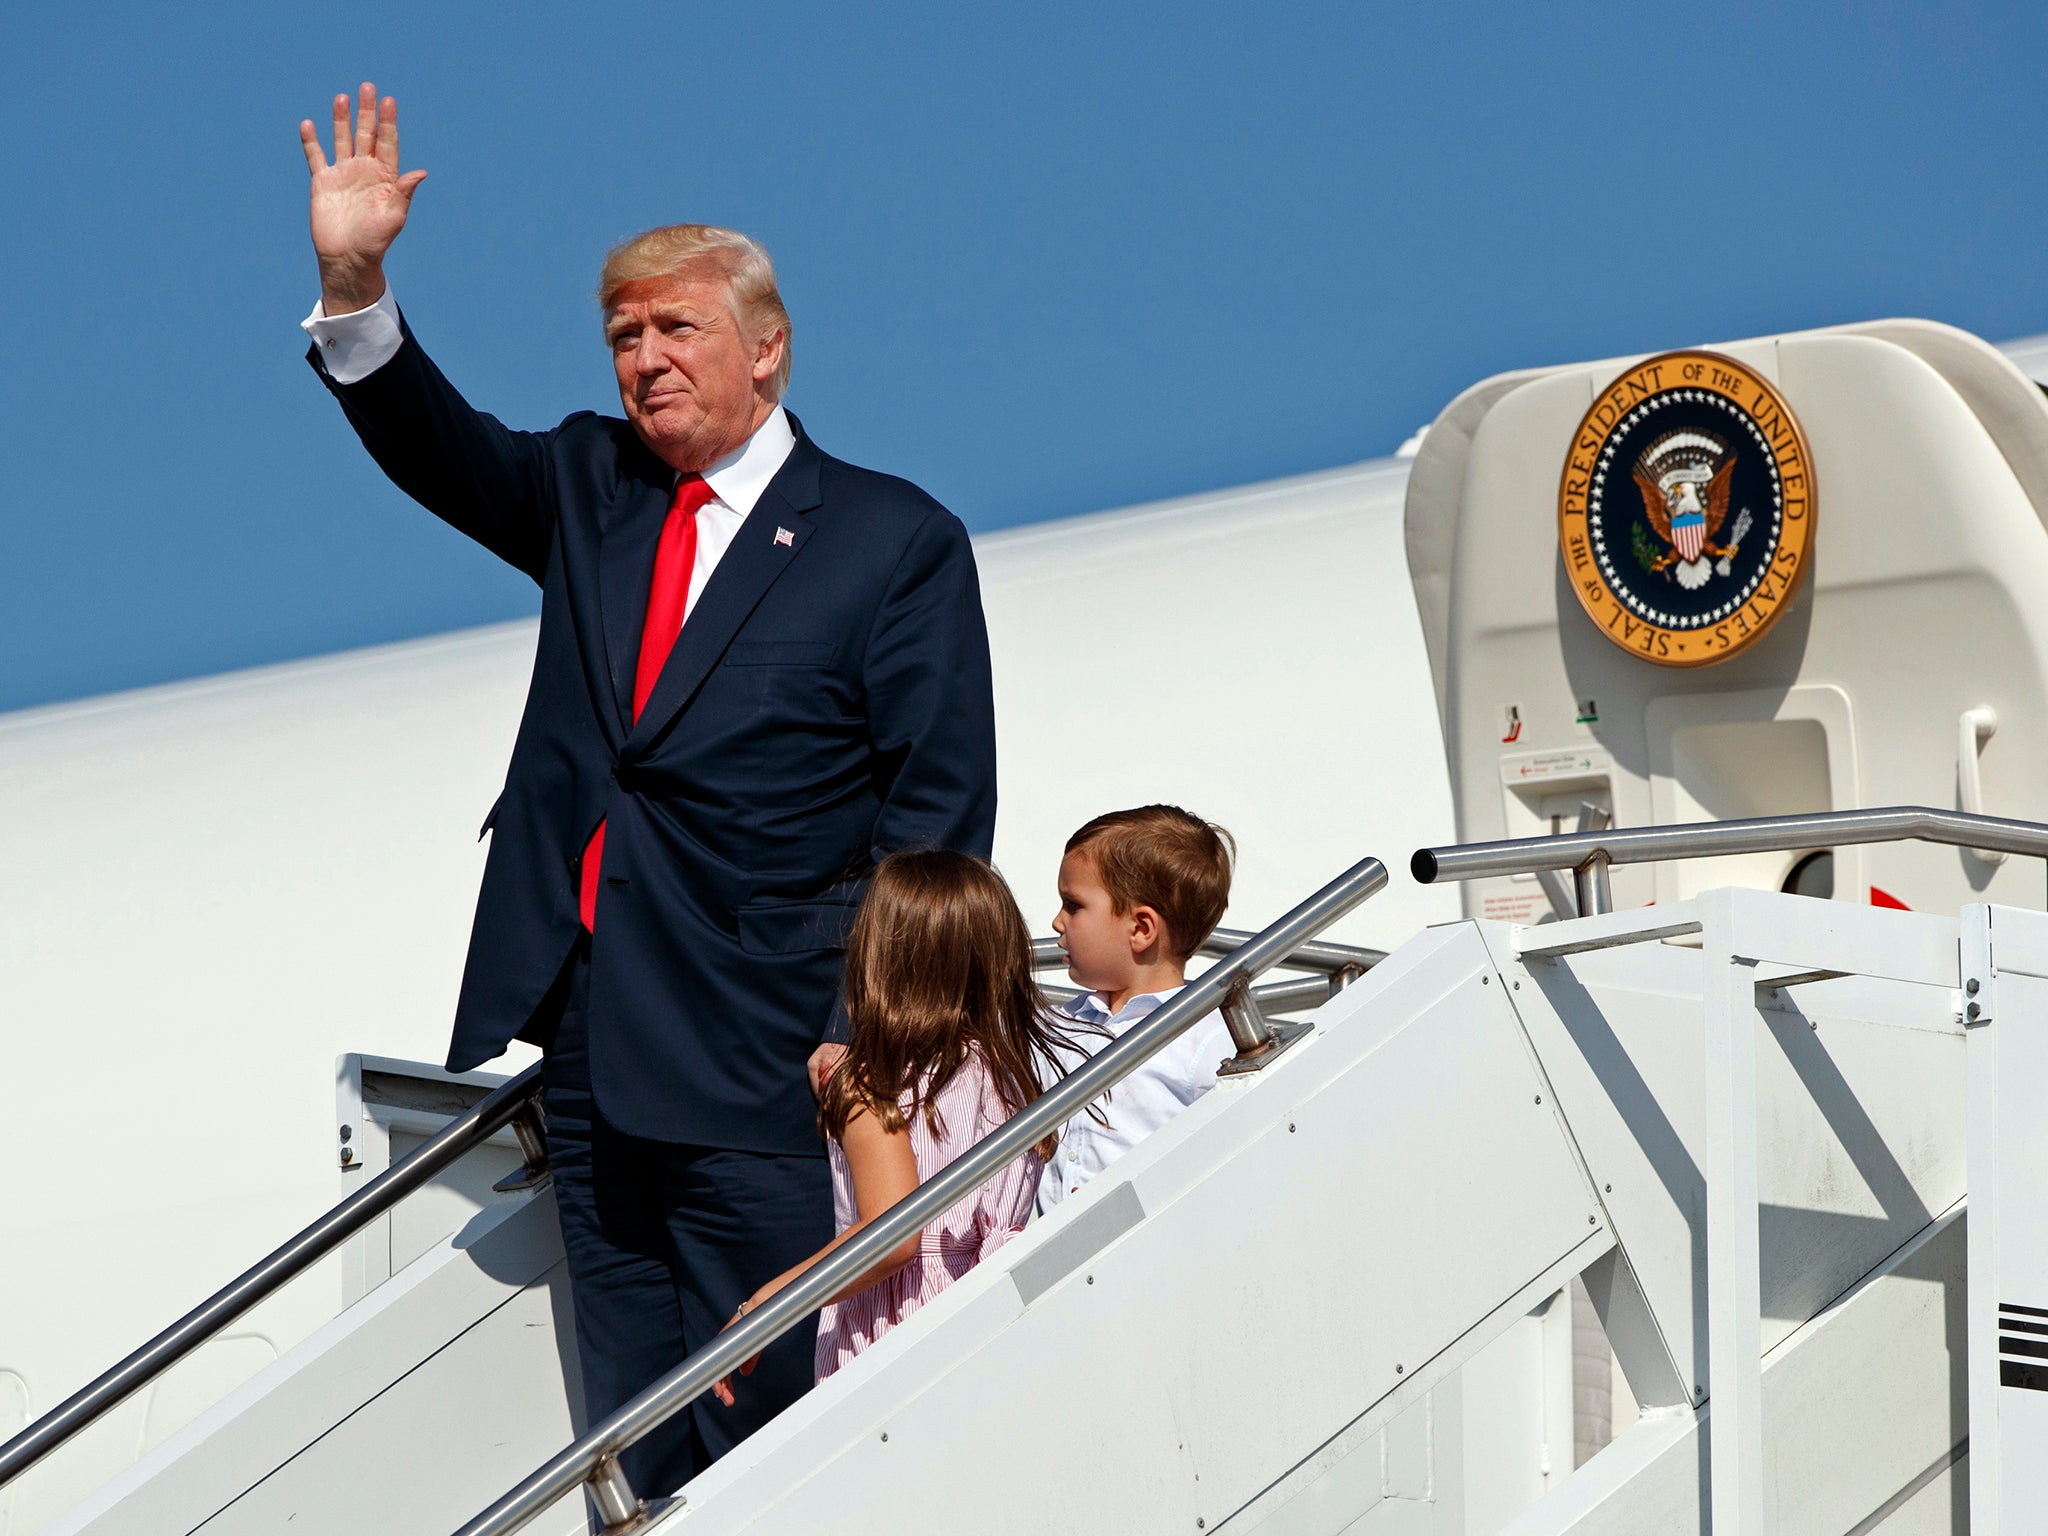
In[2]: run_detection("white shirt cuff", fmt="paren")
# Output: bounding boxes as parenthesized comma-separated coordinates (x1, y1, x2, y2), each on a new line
(302, 285, 404, 385)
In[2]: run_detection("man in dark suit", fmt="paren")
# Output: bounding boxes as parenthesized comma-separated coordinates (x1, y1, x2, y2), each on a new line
(297, 84, 996, 1496)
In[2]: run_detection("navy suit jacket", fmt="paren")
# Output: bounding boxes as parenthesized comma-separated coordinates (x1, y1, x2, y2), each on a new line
(312, 321, 997, 1155)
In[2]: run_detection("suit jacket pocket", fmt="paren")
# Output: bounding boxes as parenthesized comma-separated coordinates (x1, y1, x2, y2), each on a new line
(737, 898, 858, 955)
(724, 640, 837, 667)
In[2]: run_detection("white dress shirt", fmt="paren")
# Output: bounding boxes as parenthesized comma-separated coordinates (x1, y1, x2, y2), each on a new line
(1036, 985, 1234, 1212)
(302, 286, 795, 623)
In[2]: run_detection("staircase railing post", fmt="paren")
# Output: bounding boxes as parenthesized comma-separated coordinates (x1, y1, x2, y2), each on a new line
(1218, 972, 1274, 1056)
(1573, 851, 1613, 917)
(493, 1102, 552, 1194)
(587, 1453, 644, 1533)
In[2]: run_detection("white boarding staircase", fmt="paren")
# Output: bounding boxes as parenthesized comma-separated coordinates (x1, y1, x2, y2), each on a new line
(8, 813, 2048, 1534)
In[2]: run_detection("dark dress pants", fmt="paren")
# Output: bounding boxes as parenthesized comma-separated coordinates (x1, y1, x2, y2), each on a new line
(540, 942, 833, 1502)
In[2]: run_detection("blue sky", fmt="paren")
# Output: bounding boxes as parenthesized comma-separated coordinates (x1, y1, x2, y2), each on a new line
(4, 1, 2044, 712)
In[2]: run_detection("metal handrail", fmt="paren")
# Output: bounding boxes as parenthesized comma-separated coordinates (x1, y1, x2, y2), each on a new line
(0, 1061, 546, 1488)
(1031, 929, 1386, 1014)
(452, 853, 1391, 1536)
(1412, 805, 2048, 887)
(1029, 930, 1384, 976)
(1197, 927, 1386, 974)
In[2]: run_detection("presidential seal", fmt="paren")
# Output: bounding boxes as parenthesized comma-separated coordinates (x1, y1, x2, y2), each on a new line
(1558, 350, 1815, 667)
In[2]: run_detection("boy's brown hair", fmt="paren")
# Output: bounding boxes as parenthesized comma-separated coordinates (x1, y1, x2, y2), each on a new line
(1066, 805, 1235, 962)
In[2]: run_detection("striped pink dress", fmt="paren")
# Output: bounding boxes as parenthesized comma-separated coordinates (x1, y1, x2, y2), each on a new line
(814, 1053, 1040, 1380)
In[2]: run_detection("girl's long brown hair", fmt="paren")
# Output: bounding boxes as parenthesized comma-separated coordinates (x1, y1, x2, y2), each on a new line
(820, 849, 1084, 1159)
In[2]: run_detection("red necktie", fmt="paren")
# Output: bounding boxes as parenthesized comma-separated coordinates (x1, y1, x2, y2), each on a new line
(580, 475, 716, 931)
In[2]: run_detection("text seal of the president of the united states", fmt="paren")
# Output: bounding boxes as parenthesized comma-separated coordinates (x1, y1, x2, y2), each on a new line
(1559, 349, 1815, 667)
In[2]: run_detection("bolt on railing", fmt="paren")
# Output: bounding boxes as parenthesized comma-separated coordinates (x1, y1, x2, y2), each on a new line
(450, 854, 1391, 1536)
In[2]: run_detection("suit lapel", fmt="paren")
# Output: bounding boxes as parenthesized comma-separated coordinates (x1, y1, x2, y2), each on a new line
(598, 460, 674, 734)
(625, 424, 825, 753)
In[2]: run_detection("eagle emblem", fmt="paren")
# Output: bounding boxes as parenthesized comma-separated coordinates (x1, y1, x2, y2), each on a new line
(1558, 348, 1816, 668)
(1630, 431, 1750, 590)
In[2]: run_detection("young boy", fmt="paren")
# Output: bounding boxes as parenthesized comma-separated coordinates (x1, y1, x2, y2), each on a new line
(1038, 804, 1236, 1210)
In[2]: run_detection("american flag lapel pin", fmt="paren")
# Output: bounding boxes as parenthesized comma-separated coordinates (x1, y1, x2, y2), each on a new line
(774, 526, 795, 548)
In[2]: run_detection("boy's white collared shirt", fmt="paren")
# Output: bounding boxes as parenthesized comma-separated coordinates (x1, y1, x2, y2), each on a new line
(1037, 985, 1235, 1212)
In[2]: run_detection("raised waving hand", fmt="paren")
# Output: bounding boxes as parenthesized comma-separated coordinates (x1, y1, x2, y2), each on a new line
(299, 82, 427, 315)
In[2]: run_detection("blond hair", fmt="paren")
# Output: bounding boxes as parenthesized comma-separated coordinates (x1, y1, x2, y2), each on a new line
(596, 224, 793, 400)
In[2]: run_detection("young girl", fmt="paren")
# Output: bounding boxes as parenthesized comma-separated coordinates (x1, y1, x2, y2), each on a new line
(713, 849, 1083, 1401)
